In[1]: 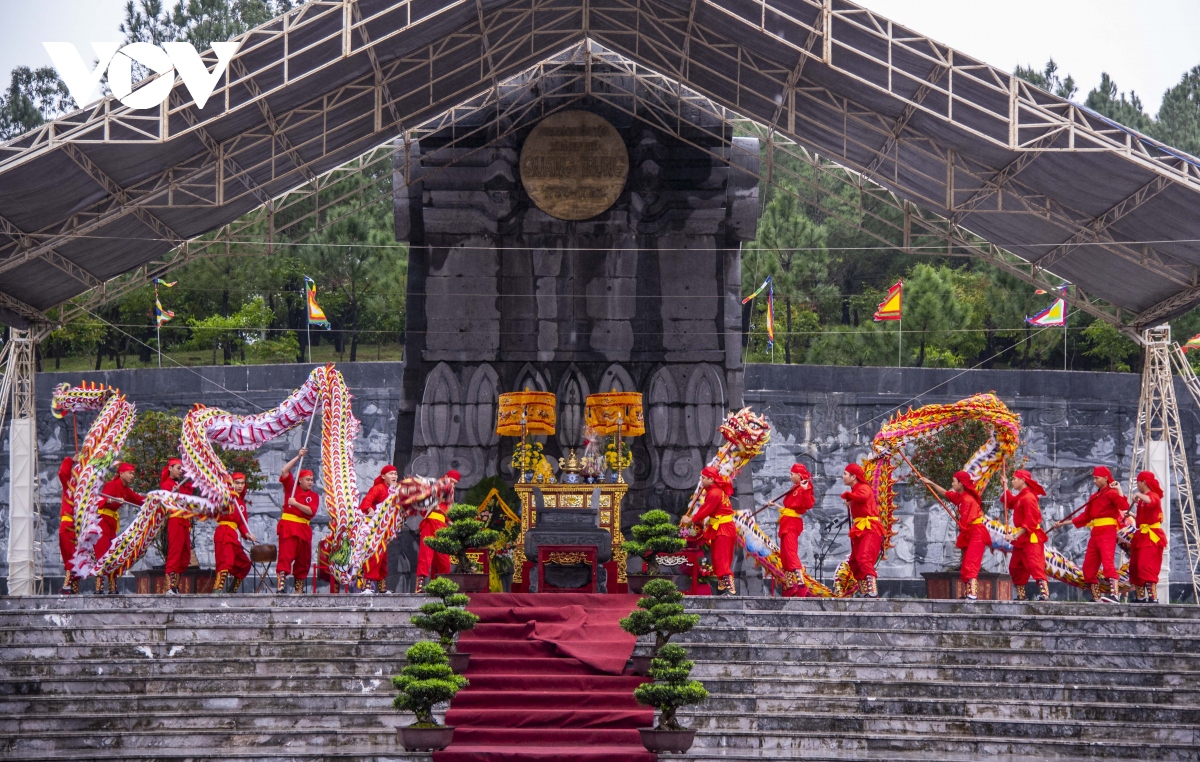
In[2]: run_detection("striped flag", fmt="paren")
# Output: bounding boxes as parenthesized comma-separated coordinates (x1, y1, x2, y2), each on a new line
(305, 276, 330, 328)
(765, 279, 775, 348)
(155, 297, 174, 326)
(742, 276, 771, 305)
(874, 281, 902, 321)
(1026, 298, 1066, 327)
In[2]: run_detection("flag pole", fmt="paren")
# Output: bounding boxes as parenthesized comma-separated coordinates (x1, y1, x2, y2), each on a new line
(154, 281, 162, 368)
(304, 279, 312, 364)
(898, 314, 902, 368)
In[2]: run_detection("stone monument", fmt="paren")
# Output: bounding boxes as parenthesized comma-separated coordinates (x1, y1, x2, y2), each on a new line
(393, 62, 759, 525)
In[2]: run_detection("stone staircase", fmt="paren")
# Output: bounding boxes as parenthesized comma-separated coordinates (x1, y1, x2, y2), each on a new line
(2, 595, 1198, 761)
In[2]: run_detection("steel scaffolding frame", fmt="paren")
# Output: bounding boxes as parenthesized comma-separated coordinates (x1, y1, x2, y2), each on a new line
(2, 0, 1199, 333)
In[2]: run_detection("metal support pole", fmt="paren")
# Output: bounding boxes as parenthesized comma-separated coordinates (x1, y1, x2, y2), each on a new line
(1131, 325, 1200, 603)
(4, 329, 41, 596)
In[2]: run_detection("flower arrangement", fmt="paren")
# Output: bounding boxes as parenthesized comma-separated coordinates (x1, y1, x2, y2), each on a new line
(511, 441, 554, 482)
(605, 439, 632, 473)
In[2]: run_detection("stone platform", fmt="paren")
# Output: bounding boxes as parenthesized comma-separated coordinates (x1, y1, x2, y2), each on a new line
(0, 595, 1197, 761)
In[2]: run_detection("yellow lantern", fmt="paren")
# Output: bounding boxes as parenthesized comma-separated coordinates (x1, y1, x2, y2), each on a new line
(496, 391, 556, 437)
(585, 391, 644, 484)
(585, 391, 645, 436)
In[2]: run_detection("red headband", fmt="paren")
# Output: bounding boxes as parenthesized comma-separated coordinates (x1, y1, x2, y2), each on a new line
(1137, 470, 1164, 498)
(445, 469, 461, 482)
(381, 465, 398, 476)
(1093, 466, 1114, 481)
(298, 469, 314, 480)
(791, 463, 810, 478)
(953, 470, 981, 502)
(701, 466, 734, 496)
(230, 472, 246, 481)
(1013, 469, 1045, 497)
(117, 463, 135, 474)
(844, 463, 866, 483)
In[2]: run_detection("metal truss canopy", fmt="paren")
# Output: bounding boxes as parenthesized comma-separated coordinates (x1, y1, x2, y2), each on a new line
(2, 0, 1200, 331)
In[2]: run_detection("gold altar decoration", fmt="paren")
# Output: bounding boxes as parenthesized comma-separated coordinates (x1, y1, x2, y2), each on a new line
(546, 551, 589, 565)
(585, 391, 645, 436)
(512, 481, 629, 586)
(519, 110, 629, 220)
(496, 391, 556, 436)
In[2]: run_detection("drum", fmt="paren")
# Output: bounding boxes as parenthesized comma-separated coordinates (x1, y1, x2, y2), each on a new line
(250, 544, 277, 563)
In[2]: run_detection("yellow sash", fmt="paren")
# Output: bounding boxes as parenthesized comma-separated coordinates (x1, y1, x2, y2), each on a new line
(707, 514, 734, 529)
(98, 508, 119, 520)
(1138, 522, 1163, 544)
(281, 513, 311, 525)
(779, 508, 804, 519)
(426, 512, 446, 523)
(853, 516, 880, 531)
(218, 521, 239, 530)
(969, 517, 984, 525)
(1088, 517, 1118, 529)
(60, 515, 74, 524)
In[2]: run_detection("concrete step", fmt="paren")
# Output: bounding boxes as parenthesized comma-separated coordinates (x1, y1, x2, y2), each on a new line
(0, 747, 429, 762)
(1, 726, 403, 754)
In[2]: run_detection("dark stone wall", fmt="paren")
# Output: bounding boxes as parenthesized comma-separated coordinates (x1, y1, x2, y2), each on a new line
(5, 362, 1196, 596)
(392, 62, 759, 522)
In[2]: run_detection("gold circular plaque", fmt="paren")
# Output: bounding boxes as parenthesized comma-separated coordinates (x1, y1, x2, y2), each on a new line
(519, 110, 629, 220)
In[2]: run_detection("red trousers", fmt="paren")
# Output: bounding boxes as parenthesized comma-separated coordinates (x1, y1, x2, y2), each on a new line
(1008, 541, 1047, 585)
(362, 549, 388, 582)
(849, 531, 882, 580)
(709, 534, 735, 577)
(94, 515, 118, 560)
(957, 524, 990, 582)
(214, 525, 251, 580)
(1129, 542, 1165, 586)
(779, 516, 803, 572)
(58, 522, 77, 574)
(165, 517, 192, 574)
(276, 521, 313, 579)
(416, 517, 451, 578)
(1081, 528, 1119, 583)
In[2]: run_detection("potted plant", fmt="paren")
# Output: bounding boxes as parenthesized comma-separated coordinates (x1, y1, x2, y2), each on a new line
(635, 643, 709, 753)
(424, 503, 501, 592)
(412, 576, 479, 673)
(392, 641, 468, 751)
(620, 577, 701, 676)
(622, 509, 688, 593)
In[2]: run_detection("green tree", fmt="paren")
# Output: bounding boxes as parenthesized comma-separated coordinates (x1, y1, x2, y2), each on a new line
(410, 577, 479, 653)
(622, 509, 687, 575)
(1013, 59, 1078, 100)
(0, 66, 74, 140)
(1085, 73, 1153, 133)
(618, 577, 701, 658)
(1153, 65, 1200, 159)
(1082, 320, 1139, 372)
(633, 643, 709, 732)
(903, 264, 970, 367)
(390, 641, 468, 727)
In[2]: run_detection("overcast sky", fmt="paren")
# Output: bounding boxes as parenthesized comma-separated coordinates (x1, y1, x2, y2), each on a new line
(1, 0, 1197, 115)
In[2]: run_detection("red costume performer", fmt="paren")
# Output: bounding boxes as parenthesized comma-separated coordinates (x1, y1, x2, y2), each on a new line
(1068, 466, 1129, 602)
(357, 465, 398, 593)
(945, 470, 990, 600)
(278, 464, 319, 594)
(416, 469, 458, 593)
(691, 465, 737, 595)
(1128, 470, 1167, 603)
(161, 458, 196, 594)
(214, 472, 254, 594)
(1001, 469, 1049, 601)
(95, 463, 144, 594)
(777, 463, 814, 597)
(57, 456, 78, 595)
(843, 463, 883, 598)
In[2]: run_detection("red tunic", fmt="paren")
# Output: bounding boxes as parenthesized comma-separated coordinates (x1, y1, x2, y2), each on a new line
(779, 483, 814, 536)
(1129, 491, 1166, 586)
(1002, 488, 1046, 547)
(358, 482, 391, 582)
(277, 473, 318, 579)
(57, 457, 76, 574)
(843, 481, 883, 580)
(162, 476, 196, 575)
(692, 484, 736, 577)
(416, 499, 452, 578)
(95, 477, 144, 561)
(946, 489, 989, 581)
(1072, 485, 1128, 583)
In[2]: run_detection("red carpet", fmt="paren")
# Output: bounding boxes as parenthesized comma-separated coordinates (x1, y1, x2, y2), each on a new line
(433, 593, 656, 762)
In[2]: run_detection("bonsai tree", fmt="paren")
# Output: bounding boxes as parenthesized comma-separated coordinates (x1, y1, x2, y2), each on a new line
(619, 577, 701, 657)
(424, 503, 502, 574)
(634, 643, 709, 731)
(411, 576, 479, 654)
(622, 509, 687, 575)
(391, 641, 468, 727)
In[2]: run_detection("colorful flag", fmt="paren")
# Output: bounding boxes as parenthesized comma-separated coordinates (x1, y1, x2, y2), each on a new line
(765, 280, 775, 348)
(1182, 333, 1200, 354)
(305, 276, 330, 328)
(742, 276, 771, 305)
(1026, 298, 1066, 327)
(155, 297, 174, 326)
(874, 281, 902, 321)
(155, 279, 177, 287)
